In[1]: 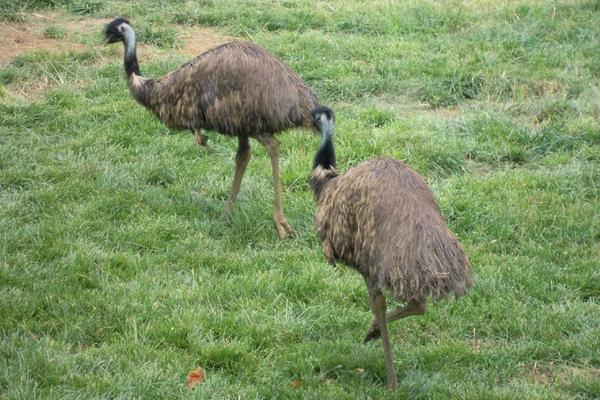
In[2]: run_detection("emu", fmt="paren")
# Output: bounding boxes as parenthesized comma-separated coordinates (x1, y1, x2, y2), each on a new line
(104, 18, 324, 239)
(309, 107, 473, 389)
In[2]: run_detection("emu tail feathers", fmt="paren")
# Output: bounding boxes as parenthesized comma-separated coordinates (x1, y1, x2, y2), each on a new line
(383, 224, 473, 302)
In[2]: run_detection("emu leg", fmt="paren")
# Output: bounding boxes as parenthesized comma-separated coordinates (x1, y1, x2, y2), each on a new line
(322, 240, 336, 266)
(256, 133, 293, 239)
(221, 136, 251, 218)
(364, 300, 426, 343)
(193, 128, 210, 150)
(368, 289, 398, 390)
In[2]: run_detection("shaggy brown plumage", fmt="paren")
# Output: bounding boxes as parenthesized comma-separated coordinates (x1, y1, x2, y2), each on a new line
(310, 107, 473, 389)
(104, 18, 321, 238)
(125, 41, 318, 136)
(313, 159, 473, 301)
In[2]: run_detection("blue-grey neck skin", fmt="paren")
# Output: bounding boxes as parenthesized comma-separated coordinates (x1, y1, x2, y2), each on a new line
(318, 116, 334, 147)
(313, 114, 336, 170)
(121, 24, 141, 77)
(122, 26, 136, 56)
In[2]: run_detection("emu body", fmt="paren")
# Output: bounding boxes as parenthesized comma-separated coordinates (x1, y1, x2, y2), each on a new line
(310, 108, 473, 389)
(104, 18, 321, 238)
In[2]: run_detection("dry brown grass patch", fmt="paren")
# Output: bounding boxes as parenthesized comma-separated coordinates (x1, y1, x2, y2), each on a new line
(1, 12, 232, 99)
(0, 13, 108, 66)
(176, 26, 231, 58)
(372, 94, 462, 119)
(521, 362, 600, 387)
(1, 12, 231, 66)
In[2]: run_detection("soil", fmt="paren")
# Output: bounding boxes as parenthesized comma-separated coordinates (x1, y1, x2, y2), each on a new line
(0, 13, 100, 65)
(0, 12, 230, 66)
(0, 12, 231, 98)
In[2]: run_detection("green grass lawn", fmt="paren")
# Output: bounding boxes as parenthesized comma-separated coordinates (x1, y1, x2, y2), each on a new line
(1, 0, 599, 398)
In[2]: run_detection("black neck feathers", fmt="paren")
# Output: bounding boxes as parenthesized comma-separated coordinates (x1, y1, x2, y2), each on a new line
(314, 138, 335, 170)
(310, 106, 337, 199)
(312, 106, 336, 170)
(125, 51, 141, 77)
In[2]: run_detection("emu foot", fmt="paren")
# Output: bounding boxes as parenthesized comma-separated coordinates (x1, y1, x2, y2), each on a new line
(219, 208, 235, 222)
(274, 214, 293, 240)
(196, 140, 212, 153)
(194, 130, 210, 151)
(363, 324, 381, 343)
(220, 202, 235, 221)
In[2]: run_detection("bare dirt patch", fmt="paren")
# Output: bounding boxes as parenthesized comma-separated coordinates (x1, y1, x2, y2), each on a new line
(1, 12, 232, 99)
(521, 362, 600, 386)
(1, 12, 231, 66)
(176, 26, 231, 58)
(0, 13, 106, 66)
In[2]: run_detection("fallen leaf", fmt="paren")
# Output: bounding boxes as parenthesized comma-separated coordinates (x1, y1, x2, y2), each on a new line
(353, 368, 365, 374)
(187, 367, 205, 389)
(290, 379, 303, 388)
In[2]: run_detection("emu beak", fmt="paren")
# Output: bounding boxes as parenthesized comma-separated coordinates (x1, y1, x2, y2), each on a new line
(103, 35, 115, 45)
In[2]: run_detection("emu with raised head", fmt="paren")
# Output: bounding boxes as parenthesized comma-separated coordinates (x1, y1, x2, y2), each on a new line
(104, 18, 325, 239)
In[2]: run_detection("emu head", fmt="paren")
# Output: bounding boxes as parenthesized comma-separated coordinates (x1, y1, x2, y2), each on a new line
(311, 106, 335, 130)
(104, 18, 131, 44)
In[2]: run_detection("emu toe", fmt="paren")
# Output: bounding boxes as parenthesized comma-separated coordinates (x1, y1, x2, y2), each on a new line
(363, 324, 381, 343)
(193, 130, 211, 151)
(198, 142, 211, 152)
(274, 214, 293, 240)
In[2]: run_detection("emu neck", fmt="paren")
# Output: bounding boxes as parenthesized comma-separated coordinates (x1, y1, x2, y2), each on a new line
(313, 119, 336, 170)
(121, 26, 154, 108)
(122, 27, 141, 77)
(311, 118, 337, 200)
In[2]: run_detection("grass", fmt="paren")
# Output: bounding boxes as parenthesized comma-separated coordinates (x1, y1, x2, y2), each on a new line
(43, 26, 68, 39)
(1, 0, 599, 398)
